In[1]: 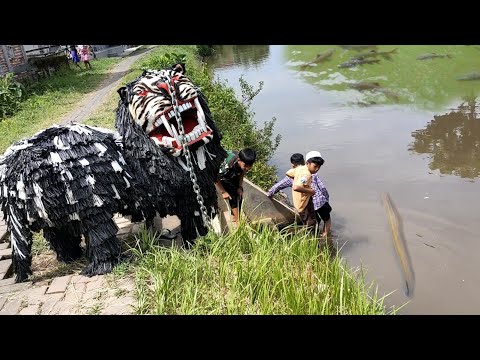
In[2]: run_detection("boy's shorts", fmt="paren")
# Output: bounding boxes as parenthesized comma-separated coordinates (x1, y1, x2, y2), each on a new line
(316, 202, 332, 222)
(298, 200, 317, 227)
(222, 182, 242, 210)
(227, 192, 242, 210)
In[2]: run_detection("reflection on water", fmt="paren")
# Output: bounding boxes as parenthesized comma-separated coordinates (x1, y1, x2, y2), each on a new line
(206, 45, 269, 70)
(410, 97, 480, 179)
(285, 45, 480, 110)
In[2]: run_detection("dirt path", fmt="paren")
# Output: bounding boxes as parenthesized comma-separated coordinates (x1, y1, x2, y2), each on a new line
(0, 46, 158, 315)
(59, 46, 157, 125)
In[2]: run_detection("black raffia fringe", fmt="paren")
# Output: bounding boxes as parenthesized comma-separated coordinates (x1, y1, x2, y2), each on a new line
(0, 124, 147, 281)
(0, 125, 146, 231)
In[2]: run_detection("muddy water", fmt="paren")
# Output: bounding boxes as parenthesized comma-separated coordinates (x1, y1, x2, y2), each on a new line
(207, 45, 480, 314)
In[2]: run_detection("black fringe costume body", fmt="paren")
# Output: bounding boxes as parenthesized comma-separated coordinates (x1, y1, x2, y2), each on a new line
(0, 67, 227, 282)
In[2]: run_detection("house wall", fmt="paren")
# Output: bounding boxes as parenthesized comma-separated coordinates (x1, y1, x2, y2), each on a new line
(0, 45, 28, 74)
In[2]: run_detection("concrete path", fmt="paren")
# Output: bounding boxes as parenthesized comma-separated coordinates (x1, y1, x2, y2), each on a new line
(0, 46, 161, 315)
(0, 272, 135, 315)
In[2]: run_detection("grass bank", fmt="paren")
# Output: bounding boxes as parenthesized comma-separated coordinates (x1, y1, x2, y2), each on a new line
(129, 221, 390, 314)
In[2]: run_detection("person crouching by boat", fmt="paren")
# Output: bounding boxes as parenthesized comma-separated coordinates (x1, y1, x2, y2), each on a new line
(215, 148, 257, 224)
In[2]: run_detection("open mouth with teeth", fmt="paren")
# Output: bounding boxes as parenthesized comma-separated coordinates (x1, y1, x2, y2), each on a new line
(128, 70, 215, 157)
(148, 96, 212, 156)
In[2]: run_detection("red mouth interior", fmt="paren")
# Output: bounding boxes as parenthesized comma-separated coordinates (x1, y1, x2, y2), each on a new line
(150, 108, 198, 148)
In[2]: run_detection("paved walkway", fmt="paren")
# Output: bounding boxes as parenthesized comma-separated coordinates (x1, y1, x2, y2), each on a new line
(0, 272, 135, 315)
(0, 46, 161, 315)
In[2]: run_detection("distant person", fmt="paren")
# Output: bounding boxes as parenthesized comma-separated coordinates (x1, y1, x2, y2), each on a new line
(216, 148, 257, 224)
(286, 151, 324, 232)
(80, 45, 92, 69)
(69, 45, 81, 69)
(267, 152, 332, 238)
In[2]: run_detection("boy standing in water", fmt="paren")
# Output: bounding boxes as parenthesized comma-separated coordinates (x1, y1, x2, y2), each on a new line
(286, 151, 324, 232)
(268, 152, 332, 238)
(313, 174, 332, 239)
(215, 148, 257, 224)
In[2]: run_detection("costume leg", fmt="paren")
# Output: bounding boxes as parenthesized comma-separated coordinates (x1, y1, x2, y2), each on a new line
(44, 223, 83, 263)
(145, 213, 155, 231)
(80, 212, 121, 276)
(8, 205, 33, 282)
(179, 213, 207, 249)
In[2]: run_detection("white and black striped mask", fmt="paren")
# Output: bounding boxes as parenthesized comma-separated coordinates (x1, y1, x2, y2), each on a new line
(128, 69, 213, 157)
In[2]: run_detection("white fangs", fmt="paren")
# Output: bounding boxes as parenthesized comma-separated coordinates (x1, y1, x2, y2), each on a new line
(159, 123, 205, 148)
(193, 98, 208, 133)
(164, 101, 193, 121)
(158, 100, 202, 147)
(154, 99, 212, 151)
(160, 115, 175, 138)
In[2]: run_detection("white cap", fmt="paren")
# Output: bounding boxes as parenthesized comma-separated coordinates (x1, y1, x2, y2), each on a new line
(305, 151, 322, 161)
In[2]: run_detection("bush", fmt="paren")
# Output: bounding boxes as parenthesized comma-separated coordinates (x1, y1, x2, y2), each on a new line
(139, 52, 187, 71)
(196, 45, 215, 57)
(0, 73, 26, 120)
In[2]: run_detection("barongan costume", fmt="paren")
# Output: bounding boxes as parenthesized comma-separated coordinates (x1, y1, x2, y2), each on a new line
(0, 66, 227, 282)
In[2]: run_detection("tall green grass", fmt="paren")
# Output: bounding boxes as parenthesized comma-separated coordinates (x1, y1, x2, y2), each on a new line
(130, 221, 390, 315)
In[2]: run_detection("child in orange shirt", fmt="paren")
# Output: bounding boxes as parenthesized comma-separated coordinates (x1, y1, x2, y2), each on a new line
(286, 151, 324, 230)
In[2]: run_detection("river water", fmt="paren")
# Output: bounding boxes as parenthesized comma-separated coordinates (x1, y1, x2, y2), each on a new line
(207, 45, 480, 314)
